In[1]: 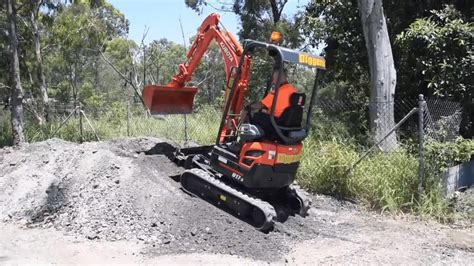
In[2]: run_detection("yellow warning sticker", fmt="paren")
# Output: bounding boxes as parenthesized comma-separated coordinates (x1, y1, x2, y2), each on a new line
(276, 153, 302, 164)
(299, 54, 326, 69)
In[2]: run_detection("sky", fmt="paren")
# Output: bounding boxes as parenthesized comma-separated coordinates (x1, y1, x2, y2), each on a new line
(107, 0, 310, 45)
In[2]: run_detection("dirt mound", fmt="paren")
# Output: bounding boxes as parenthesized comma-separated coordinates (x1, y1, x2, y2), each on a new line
(1, 138, 473, 263)
(0, 138, 317, 260)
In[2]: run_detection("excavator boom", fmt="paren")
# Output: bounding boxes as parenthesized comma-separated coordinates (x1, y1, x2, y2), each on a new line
(143, 13, 249, 116)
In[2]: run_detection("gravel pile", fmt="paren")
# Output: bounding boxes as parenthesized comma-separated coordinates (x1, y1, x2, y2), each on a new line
(452, 187, 474, 226)
(0, 138, 320, 260)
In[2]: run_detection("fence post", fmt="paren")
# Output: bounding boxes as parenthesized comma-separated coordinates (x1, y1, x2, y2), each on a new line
(127, 102, 131, 137)
(418, 94, 425, 197)
(184, 114, 188, 142)
(78, 103, 83, 143)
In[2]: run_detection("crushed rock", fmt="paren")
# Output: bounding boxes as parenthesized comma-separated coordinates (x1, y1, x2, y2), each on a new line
(0, 137, 329, 260)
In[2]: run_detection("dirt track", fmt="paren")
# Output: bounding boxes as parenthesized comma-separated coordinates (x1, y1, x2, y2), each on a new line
(0, 138, 472, 264)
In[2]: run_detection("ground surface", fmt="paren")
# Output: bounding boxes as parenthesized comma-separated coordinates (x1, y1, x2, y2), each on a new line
(0, 138, 472, 264)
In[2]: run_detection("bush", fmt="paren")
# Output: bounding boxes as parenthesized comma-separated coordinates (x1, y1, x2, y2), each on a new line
(297, 137, 452, 216)
(424, 137, 474, 178)
(298, 138, 359, 198)
(0, 113, 13, 147)
(106, 101, 127, 125)
(354, 150, 418, 212)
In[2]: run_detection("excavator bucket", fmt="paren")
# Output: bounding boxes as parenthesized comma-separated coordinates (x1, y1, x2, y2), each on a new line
(143, 85, 198, 115)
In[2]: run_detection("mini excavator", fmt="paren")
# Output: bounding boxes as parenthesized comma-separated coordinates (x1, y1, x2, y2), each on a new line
(143, 13, 326, 231)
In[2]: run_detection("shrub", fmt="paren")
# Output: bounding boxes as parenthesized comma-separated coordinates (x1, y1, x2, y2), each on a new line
(354, 150, 418, 212)
(297, 138, 444, 215)
(424, 137, 474, 178)
(298, 137, 359, 198)
(0, 113, 13, 147)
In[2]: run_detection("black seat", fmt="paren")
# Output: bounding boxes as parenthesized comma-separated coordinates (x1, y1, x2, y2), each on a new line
(242, 92, 307, 145)
(277, 93, 306, 128)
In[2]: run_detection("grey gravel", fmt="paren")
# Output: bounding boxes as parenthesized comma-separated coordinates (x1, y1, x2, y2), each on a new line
(0, 137, 472, 263)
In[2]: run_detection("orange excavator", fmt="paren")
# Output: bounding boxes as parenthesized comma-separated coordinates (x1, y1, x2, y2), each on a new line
(143, 13, 326, 230)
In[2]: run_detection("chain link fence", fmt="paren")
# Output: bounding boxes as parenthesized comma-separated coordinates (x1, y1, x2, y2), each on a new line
(0, 94, 467, 186)
(0, 94, 464, 148)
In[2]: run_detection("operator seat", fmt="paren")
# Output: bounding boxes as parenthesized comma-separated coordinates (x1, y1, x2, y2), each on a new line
(277, 92, 306, 128)
(239, 92, 307, 144)
(275, 92, 307, 144)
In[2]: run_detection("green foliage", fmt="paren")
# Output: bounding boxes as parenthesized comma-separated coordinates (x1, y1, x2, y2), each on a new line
(416, 185, 452, 222)
(296, 135, 471, 221)
(84, 94, 105, 111)
(106, 101, 127, 125)
(298, 139, 359, 197)
(298, 138, 420, 212)
(296, 136, 461, 220)
(144, 39, 186, 84)
(396, 5, 473, 99)
(424, 137, 474, 179)
(105, 38, 137, 73)
(302, 0, 368, 92)
(185, 0, 303, 48)
(354, 150, 419, 212)
(42, 1, 130, 108)
(0, 113, 13, 147)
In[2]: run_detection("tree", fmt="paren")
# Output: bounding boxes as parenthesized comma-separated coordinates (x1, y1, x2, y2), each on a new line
(185, 0, 302, 48)
(27, 0, 50, 124)
(6, 0, 26, 145)
(358, 0, 397, 151)
(144, 38, 186, 86)
(396, 6, 473, 138)
(301, 0, 369, 102)
(100, 37, 147, 106)
(46, 1, 128, 107)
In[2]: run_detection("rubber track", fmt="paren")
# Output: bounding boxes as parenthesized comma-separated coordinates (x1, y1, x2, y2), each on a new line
(183, 168, 277, 231)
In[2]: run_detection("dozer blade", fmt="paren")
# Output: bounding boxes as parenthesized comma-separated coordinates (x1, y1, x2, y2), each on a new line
(143, 85, 198, 115)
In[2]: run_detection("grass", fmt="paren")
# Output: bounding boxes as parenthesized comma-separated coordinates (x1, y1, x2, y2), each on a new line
(0, 105, 459, 222)
(0, 105, 220, 146)
(297, 135, 456, 221)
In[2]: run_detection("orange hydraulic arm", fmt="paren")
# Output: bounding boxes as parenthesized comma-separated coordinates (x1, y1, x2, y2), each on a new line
(169, 13, 244, 89)
(143, 13, 251, 143)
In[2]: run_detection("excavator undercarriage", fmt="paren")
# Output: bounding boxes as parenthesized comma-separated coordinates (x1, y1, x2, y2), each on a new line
(171, 146, 310, 231)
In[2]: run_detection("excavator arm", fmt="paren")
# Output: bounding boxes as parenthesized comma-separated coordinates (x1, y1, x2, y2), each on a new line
(143, 13, 250, 120)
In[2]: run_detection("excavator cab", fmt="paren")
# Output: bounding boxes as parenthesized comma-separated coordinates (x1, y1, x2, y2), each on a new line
(218, 40, 326, 146)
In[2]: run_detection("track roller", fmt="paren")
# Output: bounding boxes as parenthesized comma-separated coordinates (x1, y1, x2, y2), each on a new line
(180, 168, 276, 231)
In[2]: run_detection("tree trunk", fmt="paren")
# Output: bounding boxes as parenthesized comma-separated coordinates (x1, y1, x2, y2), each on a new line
(31, 0, 49, 123)
(358, 0, 397, 151)
(7, 0, 26, 146)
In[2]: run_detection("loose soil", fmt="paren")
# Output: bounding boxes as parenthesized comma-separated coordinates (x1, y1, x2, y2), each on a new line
(0, 138, 472, 264)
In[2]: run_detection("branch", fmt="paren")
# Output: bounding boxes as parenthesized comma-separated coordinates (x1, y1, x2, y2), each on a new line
(179, 17, 187, 50)
(100, 50, 132, 84)
(100, 41, 149, 113)
(194, 70, 212, 86)
(138, 26, 149, 87)
(0, 83, 11, 89)
(205, 2, 235, 13)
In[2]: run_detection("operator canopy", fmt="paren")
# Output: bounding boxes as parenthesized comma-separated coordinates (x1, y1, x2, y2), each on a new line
(278, 47, 326, 70)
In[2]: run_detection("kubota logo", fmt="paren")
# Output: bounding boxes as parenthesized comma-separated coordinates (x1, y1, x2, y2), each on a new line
(219, 42, 234, 62)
